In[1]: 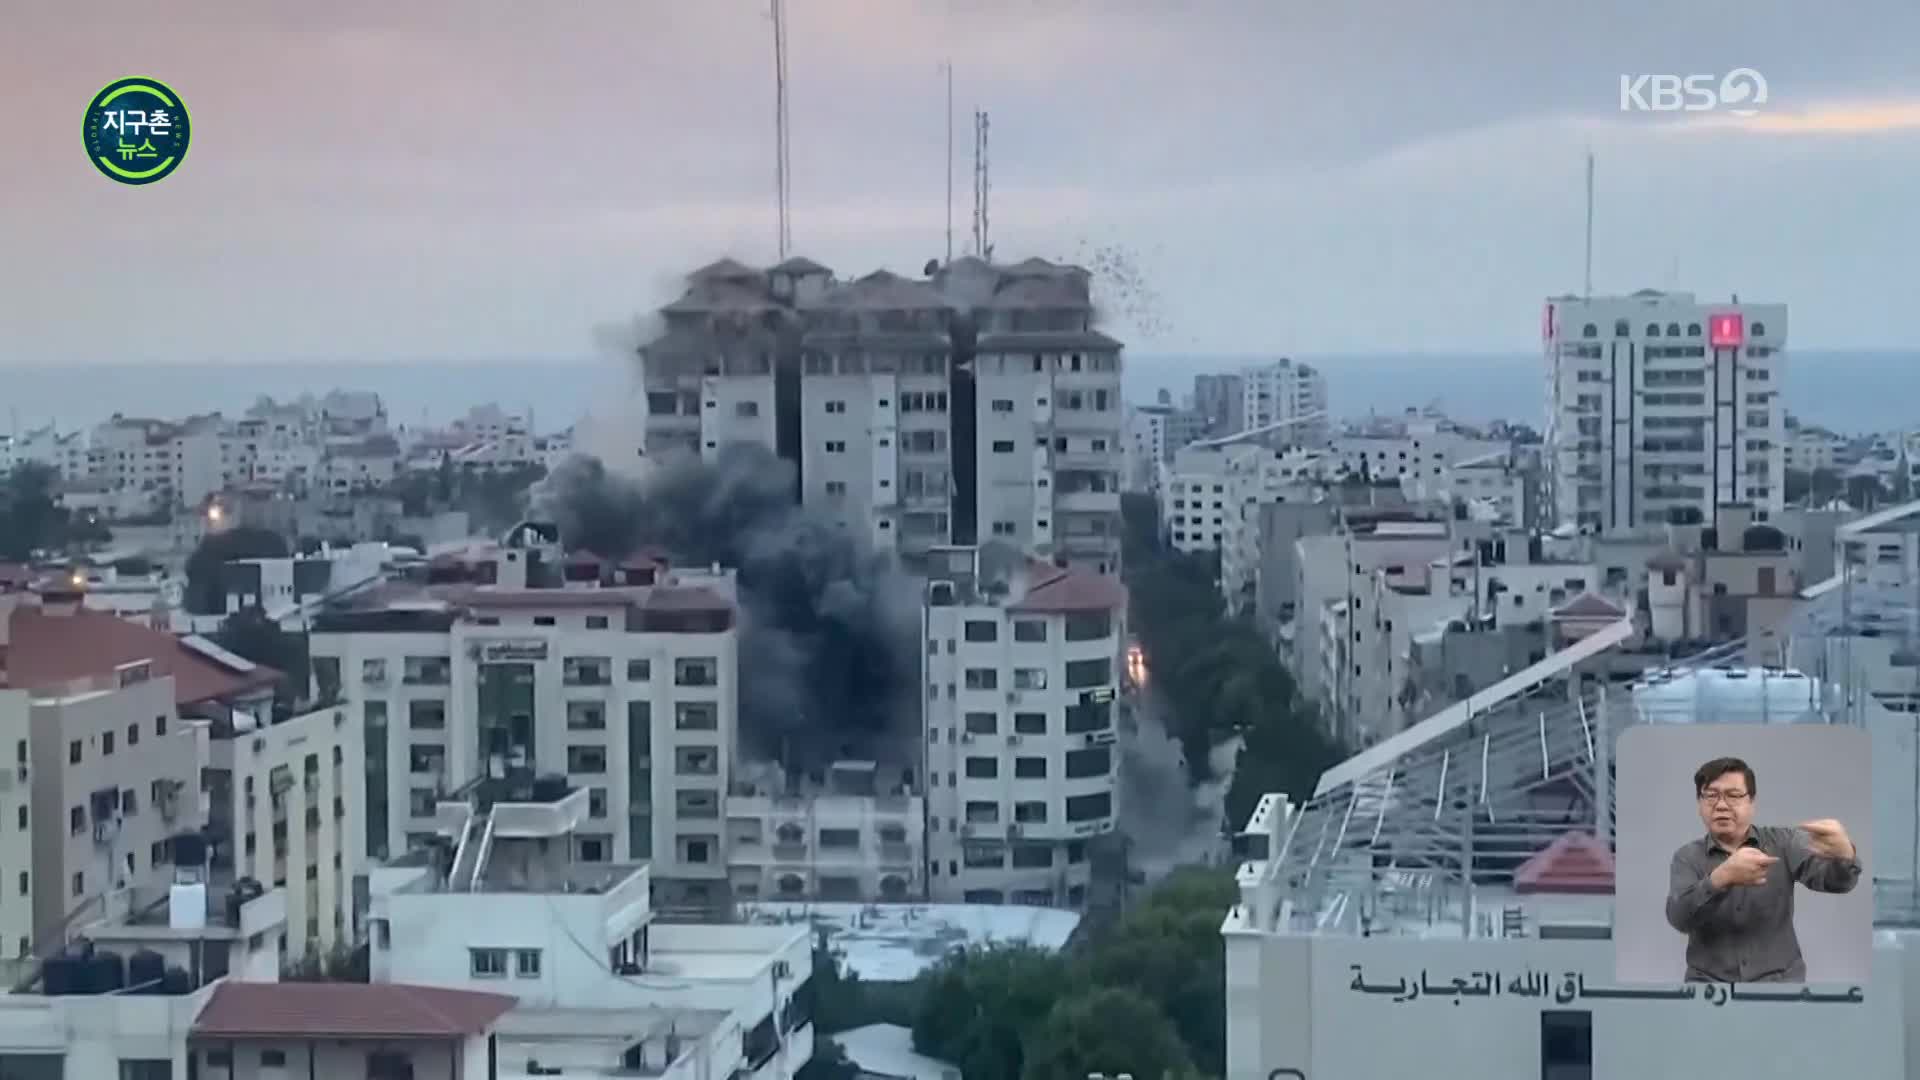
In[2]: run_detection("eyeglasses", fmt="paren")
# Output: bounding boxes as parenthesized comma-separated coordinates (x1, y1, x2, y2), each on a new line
(1698, 790, 1750, 806)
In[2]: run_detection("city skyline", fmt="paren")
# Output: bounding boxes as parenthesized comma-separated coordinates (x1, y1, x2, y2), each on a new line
(5, 0, 1920, 365)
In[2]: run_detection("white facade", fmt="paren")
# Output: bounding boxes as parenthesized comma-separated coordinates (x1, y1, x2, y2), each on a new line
(310, 556, 740, 906)
(639, 257, 1126, 574)
(725, 777, 924, 903)
(1217, 448, 1322, 615)
(201, 703, 364, 961)
(1545, 291, 1787, 533)
(1123, 403, 1173, 494)
(921, 551, 1122, 907)
(1239, 358, 1327, 446)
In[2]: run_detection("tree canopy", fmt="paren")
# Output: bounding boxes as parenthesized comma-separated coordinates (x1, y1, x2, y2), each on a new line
(0, 464, 110, 561)
(184, 526, 289, 615)
(1120, 494, 1341, 827)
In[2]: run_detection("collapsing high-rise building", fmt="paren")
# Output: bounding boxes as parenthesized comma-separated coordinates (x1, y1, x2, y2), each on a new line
(637, 255, 1127, 576)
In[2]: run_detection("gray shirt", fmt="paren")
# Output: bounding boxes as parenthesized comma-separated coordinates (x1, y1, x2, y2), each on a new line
(1665, 824, 1862, 983)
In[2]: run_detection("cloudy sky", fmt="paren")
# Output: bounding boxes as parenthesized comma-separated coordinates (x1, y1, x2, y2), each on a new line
(5, 0, 1919, 364)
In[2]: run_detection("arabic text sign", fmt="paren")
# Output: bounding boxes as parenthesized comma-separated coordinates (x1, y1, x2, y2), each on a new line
(1348, 965, 1864, 1007)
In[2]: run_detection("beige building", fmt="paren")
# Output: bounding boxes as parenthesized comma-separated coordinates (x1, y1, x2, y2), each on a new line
(0, 587, 281, 977)
(202, 702, 364, 965)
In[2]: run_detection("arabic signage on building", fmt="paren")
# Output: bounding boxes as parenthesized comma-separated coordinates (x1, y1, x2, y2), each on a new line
(476, 639, 548, 663)
(1346, 964, 1863, 1007)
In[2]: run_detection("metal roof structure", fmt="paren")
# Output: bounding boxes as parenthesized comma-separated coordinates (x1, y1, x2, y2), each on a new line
(1251, 576, 1916, 938)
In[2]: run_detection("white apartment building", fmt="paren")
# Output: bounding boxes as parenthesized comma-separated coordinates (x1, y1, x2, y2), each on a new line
(640, 256, 1125, 574)
(200, 702, 364, 962)
(1219, 448, 1323, 616)
(1239, 358, 1328, 447)
(1160, 444, 1324, 559)
(1330, 426, 1511, 487)
(309, 525, 740, 912)
(1123, 402, 1173, 494)
(1545, 290, 1787, 533)
(1786, 425, 1843, 474)
(726, 760, 924, 903)
(921, 547, 1123, 908)
(370, 781, 815, 1079)
(318, 435, 402, 494)
(0, 426, 92, 484)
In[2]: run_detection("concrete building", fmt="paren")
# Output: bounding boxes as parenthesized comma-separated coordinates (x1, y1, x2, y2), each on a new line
(309, 525, 741, 913)
(1192, 372, 1245, 439)
(1251, 499, 1340, 637)
(1123, 402, 1173, 494)
(0, 590, 282, 972)
(725, 760, 924, 903)
(200, 702, 364, 963)
(638, 256, 1126, 573)
(1221, 591, 1920, 1080)
(369, 774, 816, 1079)
(1544, 290, 1787, 533)
(921, 547, 1124, 907)
(1239, 358, 1328, 447)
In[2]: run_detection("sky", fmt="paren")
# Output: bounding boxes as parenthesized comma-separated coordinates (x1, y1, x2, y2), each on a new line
(5, 0, 1920, 365)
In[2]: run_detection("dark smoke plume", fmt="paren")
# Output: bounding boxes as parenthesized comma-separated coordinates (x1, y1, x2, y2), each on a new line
(534, 445, 920, 766)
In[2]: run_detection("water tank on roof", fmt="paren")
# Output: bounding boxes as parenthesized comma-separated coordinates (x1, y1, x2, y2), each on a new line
(171, 831, 208, 868)
(42, 956, 79, 996)
(129, 949, 166, 993)
(91, 951, 125, 993)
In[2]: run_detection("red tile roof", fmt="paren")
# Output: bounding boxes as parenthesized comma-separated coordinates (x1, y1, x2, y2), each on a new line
(1009, 563, 1127, 614)
(1, 603, 281, 706)
(1513, 831, 1615, 895)
(191, 981, 516, 1040)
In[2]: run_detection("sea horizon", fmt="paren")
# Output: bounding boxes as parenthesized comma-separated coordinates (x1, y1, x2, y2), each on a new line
(1, 349, 1913, 438)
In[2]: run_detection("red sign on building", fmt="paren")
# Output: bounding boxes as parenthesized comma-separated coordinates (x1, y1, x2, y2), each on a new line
(1708, 312, 1744, 348)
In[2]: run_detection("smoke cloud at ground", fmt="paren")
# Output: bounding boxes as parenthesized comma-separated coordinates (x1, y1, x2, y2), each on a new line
(533, 445, 921, 768)
(1121, 695, 1236, 878)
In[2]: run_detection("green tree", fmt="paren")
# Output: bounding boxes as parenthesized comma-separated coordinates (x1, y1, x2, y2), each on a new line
(911, 945, 1070, 1080)
(0, 464, 107, 561)
(1019, 987, 1194, 1080)
(214, 606, 309, 706)
(795, 1038, 858, 1080)
(1076, 868, 1236, 1075)
(184, 526, 289, 614)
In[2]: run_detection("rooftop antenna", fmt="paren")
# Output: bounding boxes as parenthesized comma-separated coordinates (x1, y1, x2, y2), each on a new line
(971, 110, 992, 260)
(942, 61, 954, 265)
(1583, 149, 1595, 298)
(770, 0, 792, 258)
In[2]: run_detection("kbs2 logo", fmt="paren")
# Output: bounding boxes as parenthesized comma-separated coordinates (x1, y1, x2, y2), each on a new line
(1619, 69, 1768, 115)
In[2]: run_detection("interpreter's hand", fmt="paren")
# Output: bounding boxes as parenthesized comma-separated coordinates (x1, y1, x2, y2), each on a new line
(1710, 845, 1778, 888)
(1800, 819, 1855, 861)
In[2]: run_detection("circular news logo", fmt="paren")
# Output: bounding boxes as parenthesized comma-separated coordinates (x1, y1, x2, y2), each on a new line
(83, 77, 191, 185)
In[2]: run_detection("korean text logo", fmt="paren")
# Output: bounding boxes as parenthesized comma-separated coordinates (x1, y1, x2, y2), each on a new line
(1619, 69, 1768, 116)
(84, 77, 192, 185)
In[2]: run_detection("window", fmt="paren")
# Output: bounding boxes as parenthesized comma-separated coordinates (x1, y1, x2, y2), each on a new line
(964, 801, 999, 824)
(1066, 792, 1111, 822)
(71, 871, 84, 898)
(408, 700, 447, 730)
(68, 740, 81, 765)
(470, 947, 508, 977)
(515, 948, 542, 977)
(1013, 712, 1046, 735)
(626, 658, 651, 681)
(1063, 612, 1111, 641)
(825, 440, 847, 453)
(964, 757, 998, 779)
(1014, 757, 1046, 779)
(825, 481, 847, 496)
(126, 723, 139, 747)
(1064, 658, 1111, 689)
(963, 620, 998, 642)
(676, 789, 719, 819)
(1012, 620, 1046, 643)
(734, 401, 760, 418)
(824, 400, 847, 414)
(567, 702, 607, 730)
(408, 745, 445, 774)
(588, 787, 608, 818)
(567, 746, 608, 773)
(991, 440, 1016, 453)
(1013, 668, 1047, 690)
(963, 668, 998, 690)
(1065, 746, 1112, 778)
(69, 806, 84, 835)
(1014, 800, 1048, 824)
(564, 657, 613, 685)
(675, 746, 719, 776)
(586, 615, 610, 630)
(675, 702, 719, 731)
(963, 711, 997, 735)
(991, 398, 1015, 412)
(675, 658, 718, 687)
(1065, 700, 1111, 733)
(1540, 1010, 1592, 1076)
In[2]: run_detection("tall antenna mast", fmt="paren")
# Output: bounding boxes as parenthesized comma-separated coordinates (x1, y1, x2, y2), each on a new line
(1583, 150, 1594, 298)
(943, 62, 954, 265)
(771, 0, 791, 258)
(970, 110, 991, 260)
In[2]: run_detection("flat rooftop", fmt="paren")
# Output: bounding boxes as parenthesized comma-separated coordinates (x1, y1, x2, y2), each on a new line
(739, 903, 1079, 982)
